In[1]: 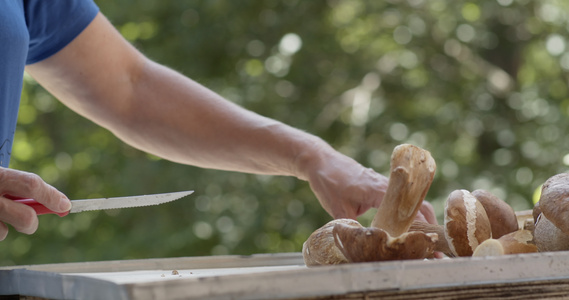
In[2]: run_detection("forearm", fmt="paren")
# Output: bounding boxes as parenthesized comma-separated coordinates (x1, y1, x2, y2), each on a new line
(111, 60, 329, 179)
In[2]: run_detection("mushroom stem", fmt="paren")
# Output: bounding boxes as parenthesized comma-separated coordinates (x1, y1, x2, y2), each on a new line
(371, 144, 436, 236)
(331, 144, 438, 263)
(409, 221, 453, 257)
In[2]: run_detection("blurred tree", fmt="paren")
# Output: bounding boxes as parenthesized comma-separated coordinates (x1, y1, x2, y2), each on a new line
(3, 0, 569, 265)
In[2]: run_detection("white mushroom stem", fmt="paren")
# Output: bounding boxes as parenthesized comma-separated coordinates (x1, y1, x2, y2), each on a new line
(371, 144, 436, 237)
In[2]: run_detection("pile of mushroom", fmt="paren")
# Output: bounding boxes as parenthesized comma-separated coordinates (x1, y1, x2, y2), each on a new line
(302, 144, 569, 266)
(303, 144, 438, 265)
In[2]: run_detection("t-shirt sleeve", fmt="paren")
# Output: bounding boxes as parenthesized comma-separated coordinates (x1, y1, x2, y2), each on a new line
(25, 0, 100, 65)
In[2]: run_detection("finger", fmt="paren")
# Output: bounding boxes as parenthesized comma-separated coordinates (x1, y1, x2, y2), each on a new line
(0, 222, 8, 241)
(0, 167, 71, 212)
(330, 202, 358, 220)
(414, 211, 428, 223)
(332, 209, 356, 220)
(419, 201, 438, 225)
(0, 196, 39, 234)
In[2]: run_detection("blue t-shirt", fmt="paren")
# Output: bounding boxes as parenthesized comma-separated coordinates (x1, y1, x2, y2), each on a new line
(0, 1, 99, 167)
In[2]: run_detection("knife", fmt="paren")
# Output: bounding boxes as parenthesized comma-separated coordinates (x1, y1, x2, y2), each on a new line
(5, 191, 194, 217)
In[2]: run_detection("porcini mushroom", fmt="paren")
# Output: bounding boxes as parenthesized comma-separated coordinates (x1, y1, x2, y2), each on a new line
(302, 218, 360, 266)
(332, 144, 438, 262)
(472, 229, 537, 256)
(445, 189, 492, 256)
(471, 189, 518, 238)
(302, 144, 438, 266)
(533, 173, 569, 252)
(409, 189, 492, 257)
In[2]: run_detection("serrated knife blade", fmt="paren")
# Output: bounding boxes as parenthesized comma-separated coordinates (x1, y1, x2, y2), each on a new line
(7, 191, 194, 217)
(69, 191, 194, 213)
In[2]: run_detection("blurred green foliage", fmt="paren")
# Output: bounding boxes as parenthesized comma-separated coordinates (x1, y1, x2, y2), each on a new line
(3, 0, 569, 265)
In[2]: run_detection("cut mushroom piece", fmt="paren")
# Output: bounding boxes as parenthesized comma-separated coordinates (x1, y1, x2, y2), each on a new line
(444, 189, 492, 257)
(333, 144, 438, 262)
(302, 218, 360, 266)
(472, 230, 537, 256)
(472, 189, 518, 239)
(533, 173, 569, 252)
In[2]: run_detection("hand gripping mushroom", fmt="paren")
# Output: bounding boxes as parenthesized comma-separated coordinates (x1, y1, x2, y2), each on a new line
(302, 144, 438, 265)
(533, 173, 569, 252)
(409, 189, 492, 257)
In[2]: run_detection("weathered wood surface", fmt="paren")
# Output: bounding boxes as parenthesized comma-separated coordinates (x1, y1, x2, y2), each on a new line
(3, 252, 569, 299)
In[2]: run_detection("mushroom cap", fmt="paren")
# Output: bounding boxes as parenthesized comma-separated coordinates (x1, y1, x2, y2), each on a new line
(534, 213, 569, 252)
(472, 189, 518, 239)
(302, 219, 361, 266)
(538, 173, 569, 235)
(532, 201, 541, 226)
(332, 222, 437, 262)
(444, 189, 492, 256)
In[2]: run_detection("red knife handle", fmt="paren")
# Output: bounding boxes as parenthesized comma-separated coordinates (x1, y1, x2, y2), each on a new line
(5, 195, 69, 217)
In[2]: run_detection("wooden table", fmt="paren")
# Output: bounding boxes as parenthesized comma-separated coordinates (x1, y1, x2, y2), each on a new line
(2, 251, 569, 299)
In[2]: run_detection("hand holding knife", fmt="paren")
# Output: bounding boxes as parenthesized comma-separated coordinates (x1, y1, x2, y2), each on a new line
(5, 191, 194, 217)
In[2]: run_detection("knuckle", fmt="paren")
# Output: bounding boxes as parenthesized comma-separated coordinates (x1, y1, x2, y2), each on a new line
(21, 172, 43, 192)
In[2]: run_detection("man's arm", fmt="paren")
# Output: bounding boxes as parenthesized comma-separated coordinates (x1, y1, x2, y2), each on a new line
(25, 13, 390, 220)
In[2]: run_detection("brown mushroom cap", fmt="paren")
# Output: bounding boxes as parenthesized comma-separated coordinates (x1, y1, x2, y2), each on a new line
(444, 189, 492, 256)
(538, 173, 569, 235)
(302, 219, 361, 266)
(333, 222, 437, 262)
(472, 189, 518, 239)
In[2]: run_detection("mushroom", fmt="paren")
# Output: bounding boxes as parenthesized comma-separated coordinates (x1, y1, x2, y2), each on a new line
(533, 173, 569, 252)
(302, 218, 360, 266)
(302, 144, 438, 265)
(409, 189, 492, 257)
(408, 220, 451, 256)
(445, 189, 493, 256)
(331, 144, 438, 262)
(472, 229, 537, 256)
(471, 189, 518, 238)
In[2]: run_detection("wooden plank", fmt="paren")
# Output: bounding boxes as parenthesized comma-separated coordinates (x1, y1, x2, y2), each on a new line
(4, 252, 569, 299)
(287, 279, 569, 299)
(0, 252, 304, 273)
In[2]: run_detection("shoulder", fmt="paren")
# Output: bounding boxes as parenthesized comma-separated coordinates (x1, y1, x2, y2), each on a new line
(25, 0, 100, 64)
